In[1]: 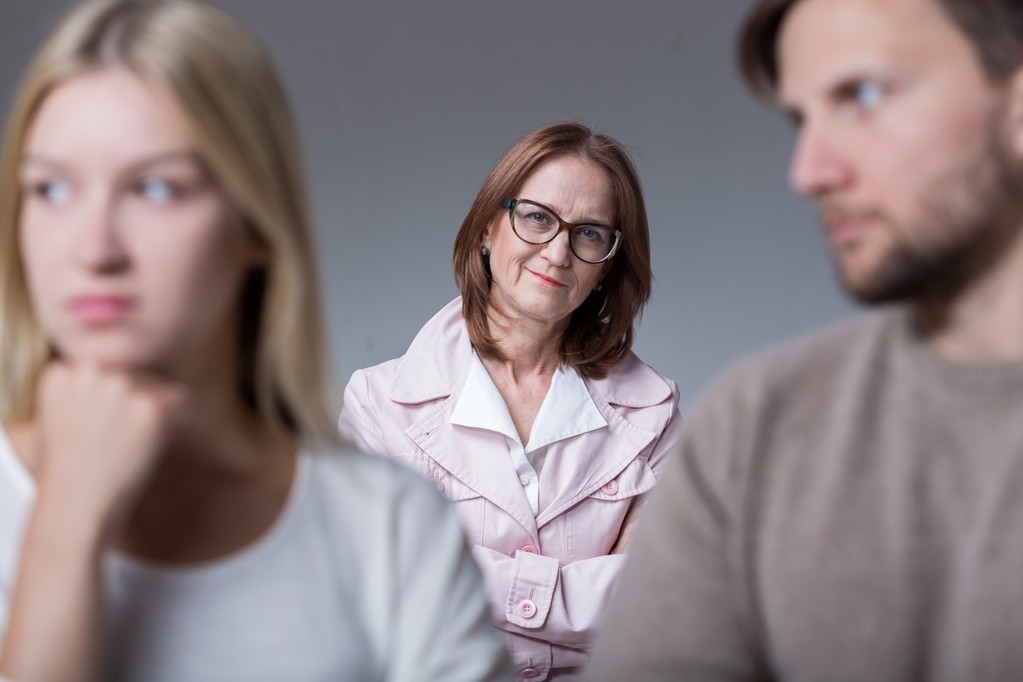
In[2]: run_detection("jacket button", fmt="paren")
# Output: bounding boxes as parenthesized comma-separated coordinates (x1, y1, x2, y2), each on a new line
(520, 668, 540, 679)
(521, 545, 539, 554)
(517, 599, 537, 619)
(601, 479, 619, 495)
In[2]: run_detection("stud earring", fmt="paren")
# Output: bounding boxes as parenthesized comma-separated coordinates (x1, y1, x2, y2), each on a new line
(595, 282, 604, 292)
(481, 245, 490, 257)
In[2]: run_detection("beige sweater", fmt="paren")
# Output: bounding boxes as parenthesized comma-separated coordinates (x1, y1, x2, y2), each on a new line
(587, 309, 1023, 681)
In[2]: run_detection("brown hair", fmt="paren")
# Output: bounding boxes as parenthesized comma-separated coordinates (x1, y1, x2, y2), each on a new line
(739, 0, 1023, 98)
(0, 0, 337, 441)
(452, 122, 652, 380)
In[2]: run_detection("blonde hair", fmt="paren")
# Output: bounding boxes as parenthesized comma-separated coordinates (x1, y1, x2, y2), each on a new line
(0, 0, 337, 441)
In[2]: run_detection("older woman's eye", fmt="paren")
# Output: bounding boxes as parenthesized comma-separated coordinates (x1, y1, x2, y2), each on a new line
(524, 210, 553, 226)
(516, 204, 556, 232)
(576, 226, 608, 244)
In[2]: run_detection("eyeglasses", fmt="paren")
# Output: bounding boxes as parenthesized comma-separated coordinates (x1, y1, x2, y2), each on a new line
(501, 198, 623, 264)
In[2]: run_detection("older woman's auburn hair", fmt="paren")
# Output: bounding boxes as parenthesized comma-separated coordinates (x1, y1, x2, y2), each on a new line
(0, 0, 337, 441)
(453, 122, 652, 380)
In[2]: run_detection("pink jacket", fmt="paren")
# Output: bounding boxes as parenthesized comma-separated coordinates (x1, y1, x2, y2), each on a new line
(339, 298, 681, 680)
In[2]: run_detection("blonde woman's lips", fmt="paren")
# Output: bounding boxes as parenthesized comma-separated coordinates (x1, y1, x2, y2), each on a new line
(70, 295, 135, 324)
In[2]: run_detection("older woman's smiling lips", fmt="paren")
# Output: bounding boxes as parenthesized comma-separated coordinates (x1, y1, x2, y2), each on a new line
(527, 269, 567, 287)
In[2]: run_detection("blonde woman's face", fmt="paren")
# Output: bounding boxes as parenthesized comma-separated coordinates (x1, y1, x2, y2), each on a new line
(18, 69, 262, 374)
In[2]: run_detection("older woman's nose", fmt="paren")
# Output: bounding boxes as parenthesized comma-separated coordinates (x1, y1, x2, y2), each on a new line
(541, 229, 573, 267)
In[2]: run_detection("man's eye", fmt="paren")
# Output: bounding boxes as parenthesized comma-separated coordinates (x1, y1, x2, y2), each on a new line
(855, 81, 884, 110)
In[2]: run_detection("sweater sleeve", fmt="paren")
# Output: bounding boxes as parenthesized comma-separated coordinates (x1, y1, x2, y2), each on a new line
(583, 385, 769, 681)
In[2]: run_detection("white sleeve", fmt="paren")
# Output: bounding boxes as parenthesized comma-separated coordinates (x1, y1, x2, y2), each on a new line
(0, 596, 7, 662)
(0, 513, 17, 662)
(387, 470, 515, 682)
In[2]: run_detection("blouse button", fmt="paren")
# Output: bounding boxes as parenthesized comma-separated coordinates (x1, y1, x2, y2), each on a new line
(520, 668, 540, 679)
(517, 599, 537, 619)
(521, 545, 539, 554)
(601, 479, 619, 495)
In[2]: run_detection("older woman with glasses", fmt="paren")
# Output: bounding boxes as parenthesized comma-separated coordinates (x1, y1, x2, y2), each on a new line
(340, 122, 682, 680)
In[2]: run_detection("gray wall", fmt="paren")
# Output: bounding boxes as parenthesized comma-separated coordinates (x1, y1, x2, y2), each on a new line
(2, 1, 856, 409)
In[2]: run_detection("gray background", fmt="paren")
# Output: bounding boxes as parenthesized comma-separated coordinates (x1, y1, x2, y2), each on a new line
(2, 1, 855, 409)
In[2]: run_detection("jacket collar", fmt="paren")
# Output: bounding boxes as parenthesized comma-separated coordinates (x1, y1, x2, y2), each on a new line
(390, 296, 673, 408)
(390, 298, 472, 404)
(393, 297, 674, 536)
(588, 351, 673, 407)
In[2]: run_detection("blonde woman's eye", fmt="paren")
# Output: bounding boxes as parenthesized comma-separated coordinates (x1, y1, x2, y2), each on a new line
(136, 178, 179, 204)
(32, 180, 71, 206)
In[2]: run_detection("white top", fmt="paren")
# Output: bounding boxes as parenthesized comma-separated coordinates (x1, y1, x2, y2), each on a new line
(449, 353, 606, 516)
(0, 430, 512, 682)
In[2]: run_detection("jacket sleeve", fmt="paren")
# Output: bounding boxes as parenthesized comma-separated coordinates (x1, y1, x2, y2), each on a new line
(338, 369, 390, 456)
(471, 545, 624, 651)
(611, 405, 683, 553)
(472, 405, 684, 652)
(583, 381, 768, 681)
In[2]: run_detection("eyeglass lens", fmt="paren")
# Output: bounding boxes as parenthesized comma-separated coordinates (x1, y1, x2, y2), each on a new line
(511, 201, 617, 263)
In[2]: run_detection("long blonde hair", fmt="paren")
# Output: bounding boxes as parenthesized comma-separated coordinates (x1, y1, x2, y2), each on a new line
(0, 0, 337, 441)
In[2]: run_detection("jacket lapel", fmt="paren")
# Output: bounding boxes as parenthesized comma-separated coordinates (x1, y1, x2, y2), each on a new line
(536, 401, 657, 528)
(408, 406, 540, 538)
(389, 297, 540, 538)
(536, 352, 672, 527)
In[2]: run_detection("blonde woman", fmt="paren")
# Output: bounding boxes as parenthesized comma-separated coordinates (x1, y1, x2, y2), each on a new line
(0, 2, 511, 681)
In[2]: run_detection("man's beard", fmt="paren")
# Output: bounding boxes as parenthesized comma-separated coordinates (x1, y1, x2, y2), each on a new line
(828, 115, 1023, 306)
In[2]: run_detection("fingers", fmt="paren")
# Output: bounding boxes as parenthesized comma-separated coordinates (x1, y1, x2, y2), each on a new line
(34, 361, 184, 537)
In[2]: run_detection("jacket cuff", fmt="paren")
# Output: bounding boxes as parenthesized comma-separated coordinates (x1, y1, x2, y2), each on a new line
(505, 550, 559, 629)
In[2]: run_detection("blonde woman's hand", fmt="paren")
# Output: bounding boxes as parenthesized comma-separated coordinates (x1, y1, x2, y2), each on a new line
(33, 362, 184, 541)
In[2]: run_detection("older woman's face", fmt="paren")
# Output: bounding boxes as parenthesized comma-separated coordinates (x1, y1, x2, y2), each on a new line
(483, 155, 613, 333)
(18, 69, 262, 375)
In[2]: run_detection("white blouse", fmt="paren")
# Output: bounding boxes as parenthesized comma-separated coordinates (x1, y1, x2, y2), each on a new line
(449, 353, 606, 516)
